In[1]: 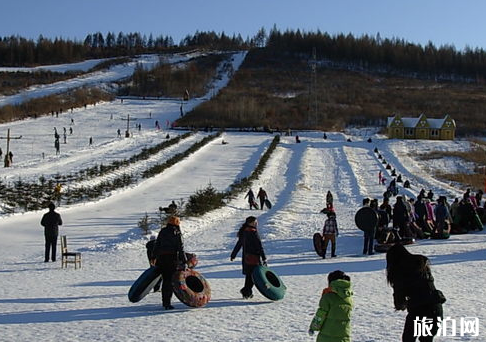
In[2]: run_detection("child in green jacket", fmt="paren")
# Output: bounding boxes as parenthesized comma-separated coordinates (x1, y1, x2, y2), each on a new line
(309, 270, 353, 342)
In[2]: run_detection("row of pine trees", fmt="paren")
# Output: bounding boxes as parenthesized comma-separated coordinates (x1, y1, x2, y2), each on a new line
(2, 28, 486, 79)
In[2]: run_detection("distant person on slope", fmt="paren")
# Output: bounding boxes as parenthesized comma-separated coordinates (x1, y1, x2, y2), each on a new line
(326, 191, 333, 208)
(257, 187, 268, 210)
(244, 189, 257, 210)
(321, 212, 338, 259)
(308, 270, 353, 341)
(40, 202, 63, 262)
(361, 198, 375, 255)
(230, 216, 267, 299)
(386, 244, 445, 342)
(152, 216, 187, 310)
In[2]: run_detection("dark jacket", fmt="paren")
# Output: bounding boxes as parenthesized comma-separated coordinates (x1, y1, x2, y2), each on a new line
(146, 239, 156, 262)
(434, 203, 449, 226)
(41, 210, 62, 236)
(231, 226, 266, 275)
(392, 255, 445, 312)
(257, 189, 267, 201)
(393, 199, 409, 228)
(153, 224, 186, 266)
(245, 190, 255, 202)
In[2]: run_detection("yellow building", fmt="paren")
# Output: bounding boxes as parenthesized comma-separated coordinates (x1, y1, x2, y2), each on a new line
(386, 114, 455, 140)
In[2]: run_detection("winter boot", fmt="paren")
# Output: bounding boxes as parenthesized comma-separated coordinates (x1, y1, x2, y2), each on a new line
(240, 289, 253, 299)
(164, 305, 174, 310)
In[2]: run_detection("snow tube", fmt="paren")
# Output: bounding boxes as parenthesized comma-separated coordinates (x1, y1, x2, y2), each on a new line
(172, 269, 211, 308)
(400, 237, 415, 245)
(128, 266, 162, 303)
(450, 223, 467, 234)
(252, 265, 286, 301)
(250, 200, 259, 210)
(264, 199, 272, 209)
(355, 207, 379, 233)
(431, 232, 450, 239)
(185, 253, 198, 269)
(313, 232, 323, 257)
(375, 243, 394, 253)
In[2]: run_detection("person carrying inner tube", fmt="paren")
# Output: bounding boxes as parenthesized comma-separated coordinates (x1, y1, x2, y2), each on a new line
(230, 216, 267, 299)
(152, 216, 187, 310)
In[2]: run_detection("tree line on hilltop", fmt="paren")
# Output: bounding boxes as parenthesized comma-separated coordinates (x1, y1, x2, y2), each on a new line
(264, 27, 486, 81)
(1, 28, 486, 80)
(0, 31, 251, 67)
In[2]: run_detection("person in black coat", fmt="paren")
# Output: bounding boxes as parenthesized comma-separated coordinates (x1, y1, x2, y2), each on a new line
(40, 202, 63, 262)
(230, 216, 267, 299)
(152, 216, 187, 310)
(386, 244, 445, 342)
(257, 187, 268, 210)
(244, 189, 256, 210)
(393, 196, 411, 238)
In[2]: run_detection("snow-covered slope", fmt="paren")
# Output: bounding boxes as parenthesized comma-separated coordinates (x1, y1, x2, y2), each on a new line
(0, 52, 484, 342)
(0, 50, 231, 108)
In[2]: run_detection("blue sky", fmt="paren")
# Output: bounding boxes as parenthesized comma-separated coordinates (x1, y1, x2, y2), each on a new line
(2, 0, 486, 50)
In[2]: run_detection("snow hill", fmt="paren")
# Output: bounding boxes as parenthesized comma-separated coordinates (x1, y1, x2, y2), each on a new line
(0, 52, 484, 342)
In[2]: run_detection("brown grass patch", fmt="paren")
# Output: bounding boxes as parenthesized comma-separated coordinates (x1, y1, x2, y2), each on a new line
(0, 88, 114, 123)
(177, 48, 486, 133)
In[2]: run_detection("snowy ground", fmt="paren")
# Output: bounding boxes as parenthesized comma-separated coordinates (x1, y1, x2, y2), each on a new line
(0, 50, 222, 108)
(0, 53, 484, 342)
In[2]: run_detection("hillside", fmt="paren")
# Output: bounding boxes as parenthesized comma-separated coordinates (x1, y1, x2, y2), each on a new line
(178, 48, 486, 135)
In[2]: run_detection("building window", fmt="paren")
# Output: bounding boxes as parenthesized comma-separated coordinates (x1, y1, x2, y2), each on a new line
(431, 129, 439, 137)
(405, 128, 414, 136)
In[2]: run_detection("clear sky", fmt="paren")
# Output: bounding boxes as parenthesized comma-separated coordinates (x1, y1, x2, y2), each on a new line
(2, 0, 486, 50)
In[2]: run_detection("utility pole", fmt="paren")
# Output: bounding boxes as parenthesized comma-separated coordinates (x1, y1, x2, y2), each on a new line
(121, 114, 137, 138)
(0, 128, 22, 167)
(312, 47, 318, 127)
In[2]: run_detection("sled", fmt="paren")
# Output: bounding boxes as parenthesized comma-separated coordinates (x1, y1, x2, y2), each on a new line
(313, 233, 323, 257)
(355, 207, 379, 233)
(264, 199, 272, 209)
(473, 214, 484, 231)
(250, 200, 259, 210)
(252, 265, 286, 301)
(172, 269, 211, 308)
(450, 223, 467, 234)
(128, 266, 162, 303)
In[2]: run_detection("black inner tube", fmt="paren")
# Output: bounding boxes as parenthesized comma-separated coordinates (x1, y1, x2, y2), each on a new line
(186, 275, 204, 293)
(265, 271, 280, 287)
